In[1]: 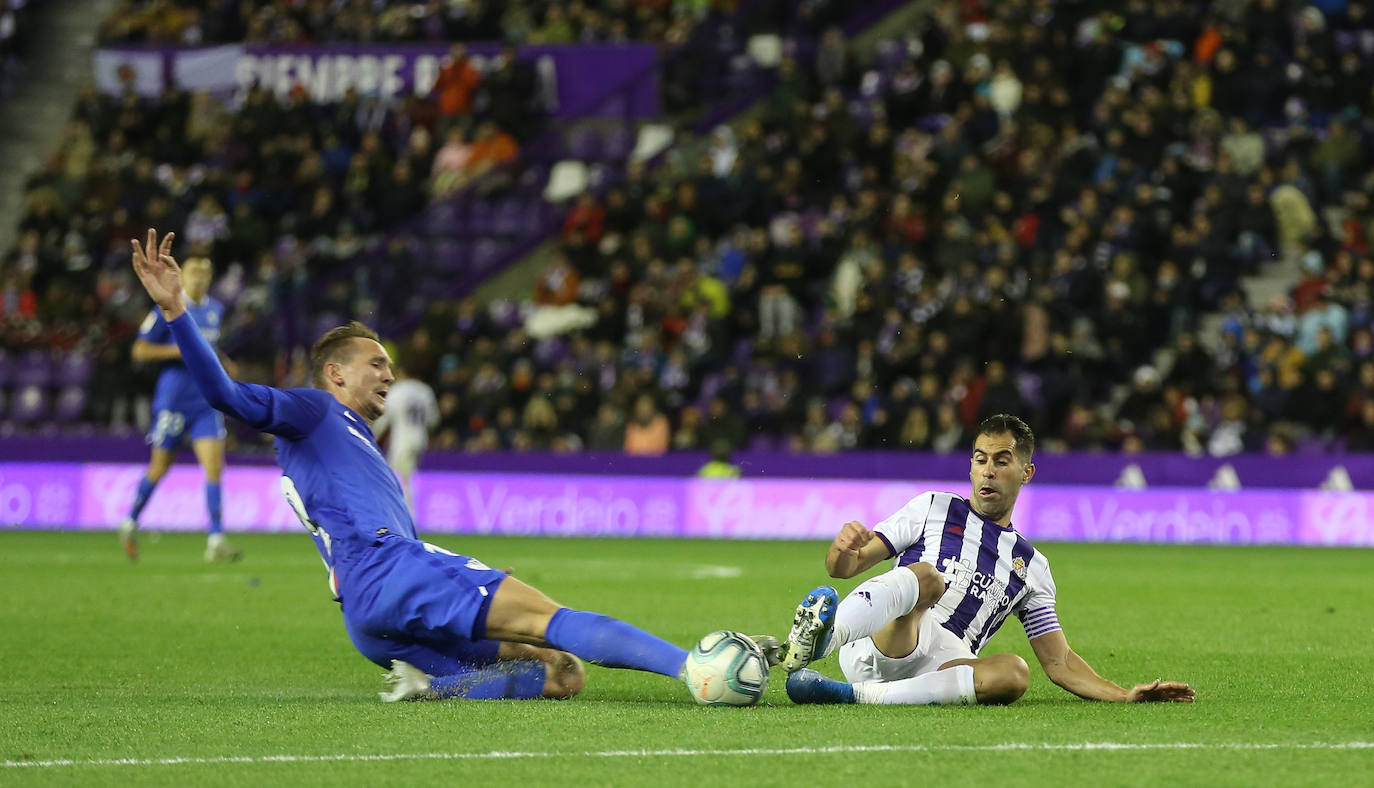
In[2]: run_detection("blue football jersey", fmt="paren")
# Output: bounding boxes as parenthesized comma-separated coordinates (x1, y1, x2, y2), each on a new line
(139, 297, 225, 411)
(166, 314, 415, 595)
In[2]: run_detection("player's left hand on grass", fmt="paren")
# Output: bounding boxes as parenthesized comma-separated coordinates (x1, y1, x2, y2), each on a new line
(1126, 679, 1195, 702)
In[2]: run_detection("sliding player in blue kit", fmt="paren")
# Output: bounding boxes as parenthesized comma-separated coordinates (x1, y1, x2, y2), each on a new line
(130, 228, 698, 702)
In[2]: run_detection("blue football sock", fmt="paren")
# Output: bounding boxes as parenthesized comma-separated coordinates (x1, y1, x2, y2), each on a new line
(206, 482, 223, 535)
(129, 476, 158, 520)
(430, 661, 547, 700)
(544, 608, 687, 678)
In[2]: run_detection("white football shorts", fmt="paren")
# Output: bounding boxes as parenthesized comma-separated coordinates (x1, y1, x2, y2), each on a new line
(388, 442, 423, 475)
(839, 611, 976, 683)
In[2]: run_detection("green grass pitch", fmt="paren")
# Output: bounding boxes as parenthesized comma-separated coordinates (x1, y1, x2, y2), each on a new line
(1, 531, 1371, 786)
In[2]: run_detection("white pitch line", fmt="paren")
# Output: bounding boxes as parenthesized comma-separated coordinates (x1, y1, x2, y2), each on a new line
(4, 742, 1372, 769)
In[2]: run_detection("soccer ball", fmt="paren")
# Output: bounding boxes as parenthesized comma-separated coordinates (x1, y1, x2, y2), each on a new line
(684, 630, 769, 706)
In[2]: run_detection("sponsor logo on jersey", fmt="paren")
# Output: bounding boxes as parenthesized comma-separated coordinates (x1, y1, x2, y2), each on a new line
(940, 556, 1012, 609)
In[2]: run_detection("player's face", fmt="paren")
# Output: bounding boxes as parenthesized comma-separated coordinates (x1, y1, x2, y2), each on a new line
(182, 258, 213, 301)
(337, 339, 394, 422)
(968, 431, 1034, 525)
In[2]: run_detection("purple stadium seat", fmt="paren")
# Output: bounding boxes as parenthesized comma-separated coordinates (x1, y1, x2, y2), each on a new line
(850, 99, 875, 127)
(426, 200, 462, 235)
(10, 384, 48, 424)
(698, 372, 724, 403)
(53, 385, 88, 422)
(533, 337, 567, 366)
(604, 126, 632, 160)
(748, 433, 776, 451)
(827, 396, 848, 421)
(568, 128, 603, 161)
(472, 239, 504, 273)
(518, 163, 550, 191)
(492, 199, 523, 234)
(1296, 437, 1328, 454)
(1016, 372, 1044, 410)
(14, 350, 53, 388)
(429, 238, 466, 273)
(312, 313, 343, 341)
(521, 201, 547, 234)
(55, 352, 94, 387)
(731, 338, 753, 366)
(917, 114, 946, 133)
(468, 199, 494, 230)
(875, 40, 903, 73)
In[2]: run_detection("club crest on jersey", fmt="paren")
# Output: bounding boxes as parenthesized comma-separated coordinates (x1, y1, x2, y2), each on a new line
(1012, 557, 1028, 580)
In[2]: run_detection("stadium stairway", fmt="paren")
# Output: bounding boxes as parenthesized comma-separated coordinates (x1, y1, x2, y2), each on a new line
(0, 0, 115, 255)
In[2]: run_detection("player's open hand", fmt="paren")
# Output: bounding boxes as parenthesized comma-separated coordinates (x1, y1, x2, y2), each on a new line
(1126, 679, 1195, 702)
(832, 521, 873, 558)
(131, 228, 185, 318)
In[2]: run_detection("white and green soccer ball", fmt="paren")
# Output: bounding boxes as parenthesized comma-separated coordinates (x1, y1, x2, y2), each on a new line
(684, 630, 769, 706)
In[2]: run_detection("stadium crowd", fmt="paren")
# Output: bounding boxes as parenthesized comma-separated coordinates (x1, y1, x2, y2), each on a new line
(5, 0, 1374, 459)
(428, 0, 1374, 456)
(99, 0, 705, 45)
(0, 42, 535, 424)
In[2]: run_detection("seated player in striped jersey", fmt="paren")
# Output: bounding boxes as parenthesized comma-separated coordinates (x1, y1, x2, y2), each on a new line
(779, 414, 1195, 706)
(129, 228, 775, 703)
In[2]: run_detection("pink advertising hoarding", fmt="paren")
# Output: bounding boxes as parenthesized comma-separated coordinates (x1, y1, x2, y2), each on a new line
(0, 462, 1371, 547)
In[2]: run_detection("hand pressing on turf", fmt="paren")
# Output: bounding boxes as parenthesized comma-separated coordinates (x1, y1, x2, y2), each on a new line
(1126, 679, 1196, 702)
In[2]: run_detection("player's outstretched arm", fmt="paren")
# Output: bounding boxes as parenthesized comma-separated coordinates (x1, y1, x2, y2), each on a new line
(1029, 630, 1195, 703)
(825, 521, 891, 579)
(131, 228, 326, 439)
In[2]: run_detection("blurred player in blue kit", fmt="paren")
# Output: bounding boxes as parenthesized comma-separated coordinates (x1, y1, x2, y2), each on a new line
(130, 228, 713, 701)
(119, 252, 242, 562)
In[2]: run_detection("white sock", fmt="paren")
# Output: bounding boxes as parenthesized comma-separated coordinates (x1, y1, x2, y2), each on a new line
(207, 533, 226, 548)
(823, 567, 922, 659)
(853, 665, 977, 706)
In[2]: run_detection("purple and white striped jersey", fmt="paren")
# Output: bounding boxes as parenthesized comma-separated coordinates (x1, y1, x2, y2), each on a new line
(872, 491, 1061, 654)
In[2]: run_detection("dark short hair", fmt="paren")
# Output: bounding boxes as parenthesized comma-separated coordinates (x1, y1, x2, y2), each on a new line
(311, 321, 382, 388)
(975, 413, 1035, 463)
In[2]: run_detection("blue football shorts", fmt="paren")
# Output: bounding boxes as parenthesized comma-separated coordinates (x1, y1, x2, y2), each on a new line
(148, 404, 226, 449)
(340, 534, 510, 672)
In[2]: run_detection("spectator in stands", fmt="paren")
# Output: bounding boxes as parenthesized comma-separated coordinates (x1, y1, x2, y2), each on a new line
(430, 127, 474, 196)
(532, 252, 580, 307)
(433, 44, 481, 133)
(562, 193, 605, 246)
(465, 121, 519, 181)
(623, 393, 669, 455)
(481, 44, 538, 139)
